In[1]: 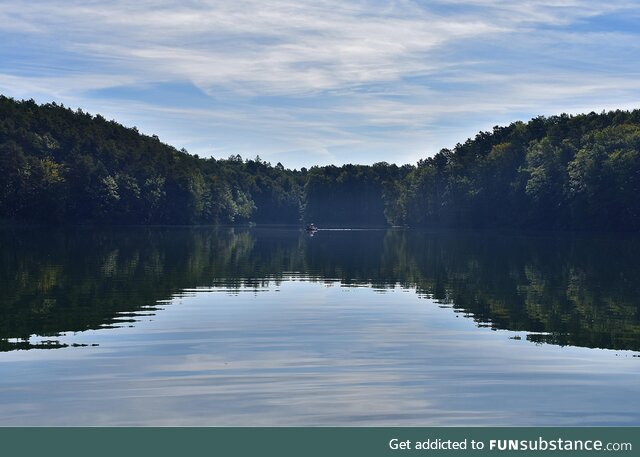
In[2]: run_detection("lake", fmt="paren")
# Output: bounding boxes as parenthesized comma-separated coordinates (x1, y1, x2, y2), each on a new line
(0, 227, 638, 425)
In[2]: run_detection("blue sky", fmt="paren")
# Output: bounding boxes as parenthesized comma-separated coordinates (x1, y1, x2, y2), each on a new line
(1, 0, 640, 168)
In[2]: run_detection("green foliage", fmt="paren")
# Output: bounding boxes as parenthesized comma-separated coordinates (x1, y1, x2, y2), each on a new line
(0, 96, 297, 225)
(397, 111, 640, 230)
(567, 124, 640, 229)
(304, 162, 411, 226)
(1, 95, 640, 230)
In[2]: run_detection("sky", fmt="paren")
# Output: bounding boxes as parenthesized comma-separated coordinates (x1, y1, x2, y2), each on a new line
(1, 1, 640, 169)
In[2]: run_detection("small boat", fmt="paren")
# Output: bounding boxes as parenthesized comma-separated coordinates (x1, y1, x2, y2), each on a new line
(305, 223, 318, 232)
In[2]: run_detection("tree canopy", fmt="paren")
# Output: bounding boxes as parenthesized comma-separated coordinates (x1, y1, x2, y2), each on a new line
(1, 96, 639, 230)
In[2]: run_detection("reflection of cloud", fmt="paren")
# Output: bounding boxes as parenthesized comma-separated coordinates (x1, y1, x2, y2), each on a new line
(1, 281, 639, 426)
(1, 1, 640, 166)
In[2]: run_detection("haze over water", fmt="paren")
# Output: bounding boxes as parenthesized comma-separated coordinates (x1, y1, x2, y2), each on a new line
(0, 227, 638, 425)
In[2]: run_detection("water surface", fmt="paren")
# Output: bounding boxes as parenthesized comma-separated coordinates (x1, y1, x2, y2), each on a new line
(0, 227, 638, 425)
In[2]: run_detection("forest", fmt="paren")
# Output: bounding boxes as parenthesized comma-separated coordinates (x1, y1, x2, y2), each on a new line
(1, 95, 639, 230)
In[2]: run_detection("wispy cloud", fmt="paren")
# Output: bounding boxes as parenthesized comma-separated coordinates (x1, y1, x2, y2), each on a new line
(1, 0, 639, 166)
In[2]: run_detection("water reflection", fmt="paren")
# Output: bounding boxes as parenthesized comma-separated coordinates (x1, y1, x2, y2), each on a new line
(1, 227, 639, 352)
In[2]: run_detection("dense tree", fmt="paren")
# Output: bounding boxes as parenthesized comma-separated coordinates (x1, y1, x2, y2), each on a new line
(1, 95, 640, 230)
(0, 97, 296, 225)
(391, 110, 640, 231)
(305, 164, 390, 226)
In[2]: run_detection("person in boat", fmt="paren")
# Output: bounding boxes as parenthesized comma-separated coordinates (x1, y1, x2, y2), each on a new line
(305, 223, 317, 231)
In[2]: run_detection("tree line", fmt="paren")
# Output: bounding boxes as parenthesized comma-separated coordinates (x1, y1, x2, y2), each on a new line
(388, 111, 640, 230)
(1, 95, 639, 230)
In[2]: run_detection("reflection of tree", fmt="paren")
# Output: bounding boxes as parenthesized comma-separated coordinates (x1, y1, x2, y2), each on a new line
(0, 227, 260, 350)
(1, 228, 639, 352)
(379, 230, 640, 351)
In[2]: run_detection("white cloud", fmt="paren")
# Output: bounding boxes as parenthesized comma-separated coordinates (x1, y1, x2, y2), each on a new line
(1, 0, 640, 167)
(1, 0, 509, 94)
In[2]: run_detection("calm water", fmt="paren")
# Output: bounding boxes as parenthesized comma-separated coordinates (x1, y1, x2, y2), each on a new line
(0, 227, 639, 425)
